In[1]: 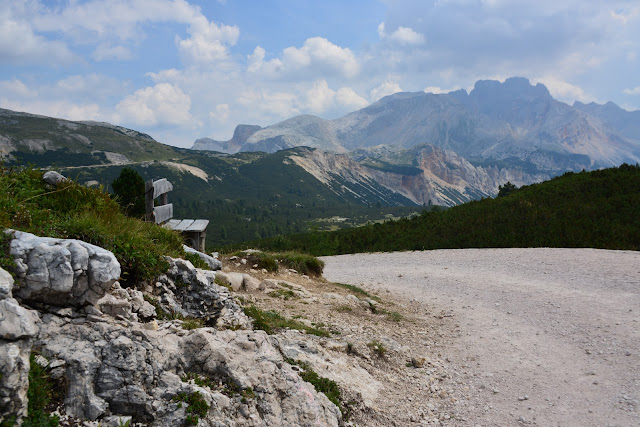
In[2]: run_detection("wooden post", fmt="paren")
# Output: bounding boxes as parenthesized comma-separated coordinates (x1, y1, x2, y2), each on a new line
(145, 180, 154, 222)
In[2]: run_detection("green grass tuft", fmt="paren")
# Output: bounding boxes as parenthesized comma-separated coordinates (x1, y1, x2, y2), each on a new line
(243, 305, 329, 337)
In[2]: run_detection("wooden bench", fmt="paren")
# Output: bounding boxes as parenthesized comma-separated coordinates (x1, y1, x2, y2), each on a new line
(145, 178, 209, 252)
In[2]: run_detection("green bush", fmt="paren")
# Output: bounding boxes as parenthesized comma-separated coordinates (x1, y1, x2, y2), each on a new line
(111, 167, 146, 218)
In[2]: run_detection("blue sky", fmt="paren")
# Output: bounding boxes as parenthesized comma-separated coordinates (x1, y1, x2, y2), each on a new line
(1, 0, 639, 147)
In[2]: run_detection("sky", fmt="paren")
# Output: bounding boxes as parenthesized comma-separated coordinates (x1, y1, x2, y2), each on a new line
(1, 0, 639, 148)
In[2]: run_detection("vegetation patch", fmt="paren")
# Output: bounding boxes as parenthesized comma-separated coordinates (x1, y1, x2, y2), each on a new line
(268, 289, 298, 300)
(181, 318, 205, 330)
(172, 391, 210, 426)
(183, 253, 211, 270)
(332, 283, 380, 302)
(19, 353, 62, 427)
(285, 359, 345, 419)
(0, 166, 185, 287)
(251, 164, 640, 254)
(243, 305, 329, 337)
(367, 340, 387, 357)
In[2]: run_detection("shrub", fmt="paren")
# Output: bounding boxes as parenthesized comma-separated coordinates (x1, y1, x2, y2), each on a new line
(111, 167, 146, 218)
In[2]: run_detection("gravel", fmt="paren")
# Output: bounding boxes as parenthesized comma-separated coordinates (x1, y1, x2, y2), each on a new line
(322, 248, 640, 426)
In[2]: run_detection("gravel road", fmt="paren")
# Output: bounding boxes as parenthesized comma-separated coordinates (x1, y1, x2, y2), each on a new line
(321, 248, 640, 426)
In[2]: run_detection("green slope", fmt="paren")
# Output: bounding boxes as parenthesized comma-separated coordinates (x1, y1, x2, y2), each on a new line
(254, 164, 640, 254)
(63, 148, 419, 248)
(1, 108, 182, 165)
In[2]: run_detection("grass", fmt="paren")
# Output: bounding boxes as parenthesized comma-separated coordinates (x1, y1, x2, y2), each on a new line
(20, 353, 62, 427)
(367, 340, 387, 357)
(286, 359, 345, 418)
(243, 305, 330, 337)
(333, 283, 380, 302)
(232, 250, 325, 276)
(183, 253, 211, 270)
(0, 166, 185, 287)
(268, 289, 298, 300)
(172, 391, 210, 426)
(181, 318, 204, 330)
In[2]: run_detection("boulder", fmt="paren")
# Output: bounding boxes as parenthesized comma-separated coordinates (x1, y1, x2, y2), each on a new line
(7, 230, 120, 308)
(42, 170, 67, 186)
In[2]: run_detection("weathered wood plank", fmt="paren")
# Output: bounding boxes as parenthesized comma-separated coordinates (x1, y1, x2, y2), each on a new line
(153, 178, 173, 199)
(145, 180, 154, 222)
(185, 219, 209, 232)
(153, 204, 173, 224)
(171, 219, 195, 231)
(163, 219, 181, 230)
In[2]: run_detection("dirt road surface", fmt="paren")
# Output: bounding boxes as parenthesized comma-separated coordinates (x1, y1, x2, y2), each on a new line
(321, 248, 640, 426)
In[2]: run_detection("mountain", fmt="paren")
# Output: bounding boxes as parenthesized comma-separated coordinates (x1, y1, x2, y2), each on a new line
(0, 108, 182, 166)
(194, 77, 640, 174)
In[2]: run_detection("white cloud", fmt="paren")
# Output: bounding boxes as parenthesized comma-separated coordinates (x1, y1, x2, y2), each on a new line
(0, 97, 102, 121)
(0, 79, 38, 98)
(532, 76, 595, 103)
(623, 86, 640, 95)
(249, 37, 360, 79)
(370, 81, 403, 101)
(377, 22, 425, 45)
(238, 89, 300, 118)
(335, 87, 369, 110)
(92, 44, 133, 61)
(209, 104, 230, 122)
(0, 6, 76, 65)
(116, 83, 192, 127)
(176, 15, 239, 65)
(424, 86, 457, 94)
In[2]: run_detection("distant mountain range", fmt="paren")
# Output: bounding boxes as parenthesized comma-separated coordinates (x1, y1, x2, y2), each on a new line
(1, 76, 639, 246)
(194, 77, 640, 176)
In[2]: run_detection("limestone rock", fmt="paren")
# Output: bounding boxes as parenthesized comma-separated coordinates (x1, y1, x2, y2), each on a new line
(154, 258, 250, 329)
(36, 317, 341, 426)
(182, 245, 222, 271)
(42, 170, 68, 186)
(7, 230, 120, 307)
(0, 267, 40, 423)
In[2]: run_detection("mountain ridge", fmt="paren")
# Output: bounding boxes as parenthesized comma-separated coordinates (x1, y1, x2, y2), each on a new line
(194, 77, 640, 175)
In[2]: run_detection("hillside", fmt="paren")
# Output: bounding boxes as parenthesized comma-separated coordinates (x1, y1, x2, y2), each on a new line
(254, 164, 640, 255)
(0, 108, 183, 166)
(195, 77, 640, 175)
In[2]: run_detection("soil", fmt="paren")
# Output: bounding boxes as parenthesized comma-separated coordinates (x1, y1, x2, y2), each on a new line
(320, 248, 640, 427)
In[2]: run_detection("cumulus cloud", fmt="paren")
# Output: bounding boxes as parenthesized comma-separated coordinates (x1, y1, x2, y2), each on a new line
(116, 83, 192, 127)
(176, 15, 239, 64)
(304, 80, 368, 114)
(370, 81, 403, 101)
(623, 86, 640, 95)
(532, 76, 595, 103)
(377, 22, 425, 45)
(209, 104, 230, 122)
(0, 5, 76, 65)
(248, 37, 360, 79)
